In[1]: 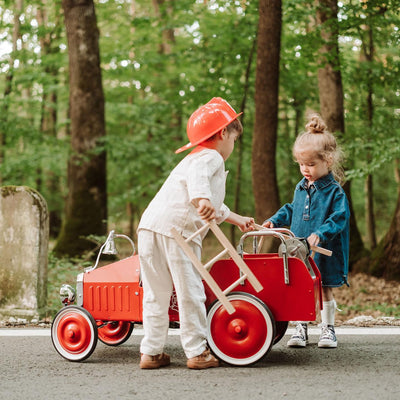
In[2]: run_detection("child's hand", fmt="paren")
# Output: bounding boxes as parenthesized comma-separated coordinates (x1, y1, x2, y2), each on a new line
(224, 212, 255, 232)
(263, 221, 274, 228)
(237, 216, 255, 232)
(196, 198, 216, 222)
(307, 233, 320, 247)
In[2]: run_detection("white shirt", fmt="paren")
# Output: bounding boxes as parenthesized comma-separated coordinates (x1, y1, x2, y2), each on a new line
(138, 148, 230, 247)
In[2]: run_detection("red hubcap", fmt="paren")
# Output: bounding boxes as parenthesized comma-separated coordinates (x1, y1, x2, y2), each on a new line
(57, 313, 92, 354)
(98, 321, 130, 343)
(210, 299, 268, 359)
(228, 318, 249, 337)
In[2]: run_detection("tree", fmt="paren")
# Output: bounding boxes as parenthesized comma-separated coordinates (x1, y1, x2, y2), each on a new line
(252, 0, 282, 225)
(231, 36, 257, 244)
(0, 0, 398, 267)
(0, 0, 23, 184)
(370, 173, 400, 281)
(37, 0, 64, 237)
(54, 0, 107, 256)
(315, 0, 366, 266)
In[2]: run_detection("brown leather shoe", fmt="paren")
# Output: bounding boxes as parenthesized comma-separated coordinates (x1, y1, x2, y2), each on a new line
(140, 353, 170, 369)
(187, 349, 219, 369)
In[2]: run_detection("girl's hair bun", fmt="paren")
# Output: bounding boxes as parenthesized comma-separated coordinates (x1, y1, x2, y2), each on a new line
(293, 112, 345, 184)
(305, 114, 327, 134)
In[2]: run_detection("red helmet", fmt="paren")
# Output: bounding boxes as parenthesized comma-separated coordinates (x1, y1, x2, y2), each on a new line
(175, 97, 242, 154)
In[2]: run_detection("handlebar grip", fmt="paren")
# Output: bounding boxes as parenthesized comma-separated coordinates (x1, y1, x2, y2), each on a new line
(310, 245, 332, 257)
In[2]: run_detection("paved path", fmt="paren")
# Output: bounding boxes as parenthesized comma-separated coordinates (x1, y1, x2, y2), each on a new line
(1, 327, 399, 400)
(1, 326, 400, 336)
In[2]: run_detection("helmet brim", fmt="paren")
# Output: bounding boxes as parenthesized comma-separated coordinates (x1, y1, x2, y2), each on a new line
(175, 111, 242, 154)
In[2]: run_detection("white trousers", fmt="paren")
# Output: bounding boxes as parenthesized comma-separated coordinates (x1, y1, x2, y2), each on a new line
(138, 230, 208, 359)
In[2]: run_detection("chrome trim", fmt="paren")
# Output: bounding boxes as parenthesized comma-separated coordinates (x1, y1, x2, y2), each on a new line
(85, 231, 136, 273)
(76, 272, 84, 306)
(59, 284, 76, 305)
(238, 229, 291, 285)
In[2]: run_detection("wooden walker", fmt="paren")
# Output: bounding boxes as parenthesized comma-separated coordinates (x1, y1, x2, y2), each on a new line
(171, 220, 264, 315)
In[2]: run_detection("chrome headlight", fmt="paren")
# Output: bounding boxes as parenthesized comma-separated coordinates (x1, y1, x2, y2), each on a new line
(59, 284, 76, 305)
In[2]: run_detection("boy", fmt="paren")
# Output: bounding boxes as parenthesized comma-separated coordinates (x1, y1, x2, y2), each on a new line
(138, 98, 254, 369)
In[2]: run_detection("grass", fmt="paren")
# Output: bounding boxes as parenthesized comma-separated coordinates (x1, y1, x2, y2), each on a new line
(336, 303, 400, 319)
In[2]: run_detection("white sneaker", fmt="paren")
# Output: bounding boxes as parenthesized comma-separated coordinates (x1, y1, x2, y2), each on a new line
(318, 323, 337, 348)
(287, 323, 308, 347)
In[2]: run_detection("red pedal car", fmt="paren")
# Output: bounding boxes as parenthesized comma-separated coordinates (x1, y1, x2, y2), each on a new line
(51, 225, 325, 365)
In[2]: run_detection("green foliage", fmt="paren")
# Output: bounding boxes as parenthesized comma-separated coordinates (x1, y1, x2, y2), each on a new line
(46, 252, 92, 318)
(0, 0, 399, 248)
(0, 0, 398, 310)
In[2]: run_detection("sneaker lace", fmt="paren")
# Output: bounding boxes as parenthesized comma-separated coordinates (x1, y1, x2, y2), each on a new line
(319, 323, 335, 340)
(293, 323, 306, 338)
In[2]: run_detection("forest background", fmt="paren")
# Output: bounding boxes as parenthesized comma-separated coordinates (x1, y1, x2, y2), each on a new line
(0, 1, 399, 316)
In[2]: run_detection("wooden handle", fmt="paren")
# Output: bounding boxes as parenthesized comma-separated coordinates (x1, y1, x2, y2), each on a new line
(309, 245, 332, 257)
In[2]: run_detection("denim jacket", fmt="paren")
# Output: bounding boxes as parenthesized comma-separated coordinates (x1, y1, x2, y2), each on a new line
(266, 173, 350, 287)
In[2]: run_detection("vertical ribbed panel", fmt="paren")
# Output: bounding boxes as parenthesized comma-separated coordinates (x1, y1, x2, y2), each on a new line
(118, 286, 123, 311)
(96, 286, 101, 311)
(88, 286, 94, 311)
(103, 286, 108, 311)
(84, 283, 141, 320)
(125, 286, 130, 312)
(111, 286, 115, 311)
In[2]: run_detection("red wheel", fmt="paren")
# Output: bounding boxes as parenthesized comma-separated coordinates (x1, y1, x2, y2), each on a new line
(97, 321, 134, 346)
(207, 292, 276, 366)
(51, 306, 98, 362)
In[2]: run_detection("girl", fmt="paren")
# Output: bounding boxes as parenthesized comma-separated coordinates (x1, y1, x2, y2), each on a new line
(263, 114, 350, 348)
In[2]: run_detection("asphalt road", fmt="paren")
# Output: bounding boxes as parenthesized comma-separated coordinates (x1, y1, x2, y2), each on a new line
(1, 327, 399, 400)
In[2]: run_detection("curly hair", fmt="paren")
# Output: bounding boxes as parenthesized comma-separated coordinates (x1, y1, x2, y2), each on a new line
(293, 113, 345, 183)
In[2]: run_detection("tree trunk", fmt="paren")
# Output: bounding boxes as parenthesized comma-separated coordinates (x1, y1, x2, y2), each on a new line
(230, 37, 257, 244)
(364, 23, 377, 249)
(252, 0, 282, 225)
(315, 0, 365, 267)
(54, 0, 107, 256)
(370, 172, 400, 281)
(37, 1, 63, 237)
(0, 0, 24, 184)
(152, 0, 175, 55)
(365, 174, 376, 249)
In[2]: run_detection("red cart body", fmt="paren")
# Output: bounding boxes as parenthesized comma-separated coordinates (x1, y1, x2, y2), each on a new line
(82, 256, 142, 322)
(81, 255, 180, 323)
(204, 253, 322, 322)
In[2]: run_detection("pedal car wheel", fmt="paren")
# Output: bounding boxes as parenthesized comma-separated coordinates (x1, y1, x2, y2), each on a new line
(207, 292, 276, 366)
(51, 306, 98, 362)
(273, 321, 289, 345)
(97, 321, 134, 346)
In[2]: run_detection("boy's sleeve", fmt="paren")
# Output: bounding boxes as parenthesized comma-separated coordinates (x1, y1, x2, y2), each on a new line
(187, 155, 217, 202)
(266, 203, 294, 228)
(215, 203, 230, 224)
(314, 190, 350, 242)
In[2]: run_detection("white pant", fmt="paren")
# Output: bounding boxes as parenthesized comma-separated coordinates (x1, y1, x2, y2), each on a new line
(138, 230, 207, 359)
